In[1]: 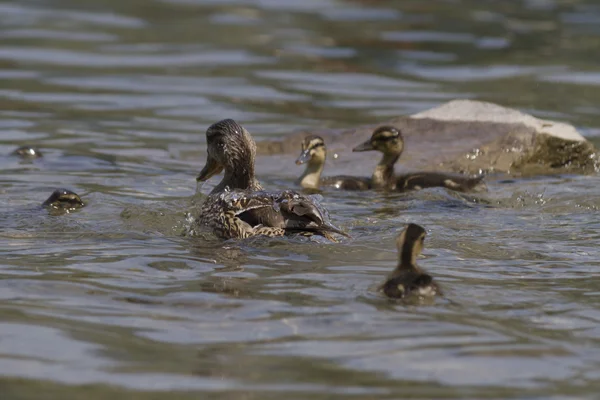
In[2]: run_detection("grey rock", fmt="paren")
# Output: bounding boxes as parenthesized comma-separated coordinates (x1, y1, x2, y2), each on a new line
(257, 100, 598, 176)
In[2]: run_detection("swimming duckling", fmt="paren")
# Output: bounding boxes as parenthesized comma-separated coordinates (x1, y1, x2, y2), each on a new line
(381, 223, 441, 299)
(353, 126, 487, 193)
(12, 146, 43, 158)
(352, 126, 403, 190)
(295, 135, 371, 190)
(195, 119, 349, 240)
(42, 189, 85, 211)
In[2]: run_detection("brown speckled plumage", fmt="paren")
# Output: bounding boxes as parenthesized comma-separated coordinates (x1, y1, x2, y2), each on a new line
(195, 119, 348, 240)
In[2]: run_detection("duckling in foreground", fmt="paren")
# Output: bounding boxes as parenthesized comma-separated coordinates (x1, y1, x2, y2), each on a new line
(296, 135, 371, 190)
(195, 119, 349, 240)
(353, 126, 487, 193)
(380, 223, 441, 299)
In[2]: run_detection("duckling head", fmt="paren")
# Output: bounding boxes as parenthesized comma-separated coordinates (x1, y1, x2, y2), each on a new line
(352, 126, 404, 156)
(296, 135, 326, 166)
(42, 189, 85, 210)
(396, 223, 426, 267)
(13, 146, 43, 159)
(197, 119, 257, 182)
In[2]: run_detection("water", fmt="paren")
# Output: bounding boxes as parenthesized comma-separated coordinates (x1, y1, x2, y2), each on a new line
(2, 0, 600, 398)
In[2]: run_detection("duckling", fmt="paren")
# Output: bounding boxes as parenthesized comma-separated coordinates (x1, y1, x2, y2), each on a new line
(380, 223, 441, 299)
(352, 126, 487, 193)
(42, 189, 85, 211)
(12, 146, 43, 158)
(195, 119, 349, 240)
(295, 135, 371, 190)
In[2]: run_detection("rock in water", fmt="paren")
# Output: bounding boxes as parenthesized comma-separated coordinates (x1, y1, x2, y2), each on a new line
(410, 100, 596, 175)
(256, 100, 598, 177)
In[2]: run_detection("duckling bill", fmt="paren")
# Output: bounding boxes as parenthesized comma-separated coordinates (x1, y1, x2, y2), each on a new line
(296, 135, 370, 190)
(195, 119, 348, 240)
(381, 223, 441, 299)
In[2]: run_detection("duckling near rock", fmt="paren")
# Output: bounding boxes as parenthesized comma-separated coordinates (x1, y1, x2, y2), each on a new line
(353, 126, 487, 193)
(12, 146, 43, 158)
(295, 135, 371, 190)
(195, 119, 349, 240)
(42, 189, 85, 211)
(380, 223, 441, 299)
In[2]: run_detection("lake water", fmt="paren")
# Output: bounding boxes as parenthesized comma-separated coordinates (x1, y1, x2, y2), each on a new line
(2, 0, 600, 398)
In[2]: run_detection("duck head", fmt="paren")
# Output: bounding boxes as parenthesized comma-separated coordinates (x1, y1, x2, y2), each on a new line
(42, 189, 85, 210)
(196, 119, 260, 191)
(352, 126, 404, 156)
(13, 145, 43, 159)
(352, 126, 405, 189)
(296, 135, 326, 166)
(396, 223, 426, 267)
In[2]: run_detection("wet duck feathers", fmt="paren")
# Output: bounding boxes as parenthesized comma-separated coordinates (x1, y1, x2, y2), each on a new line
(195, 119, 348, 240)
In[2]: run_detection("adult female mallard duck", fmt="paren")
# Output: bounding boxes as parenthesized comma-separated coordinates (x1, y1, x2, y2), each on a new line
(195, 119, 349, 240)
(295, 135, 371, 190)
(381, 223, 441, 299)
(353, 126, 487, 193)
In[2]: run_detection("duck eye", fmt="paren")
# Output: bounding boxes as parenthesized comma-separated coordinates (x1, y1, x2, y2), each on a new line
(207, 128, 218, 138)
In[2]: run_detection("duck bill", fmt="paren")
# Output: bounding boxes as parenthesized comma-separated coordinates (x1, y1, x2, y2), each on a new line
(196, 154, 224, 181)
(295, 149, 312, 165)
(352, 140, 375, 152)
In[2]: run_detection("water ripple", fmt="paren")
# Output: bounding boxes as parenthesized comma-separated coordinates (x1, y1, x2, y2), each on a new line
(2, 0, 600, 398)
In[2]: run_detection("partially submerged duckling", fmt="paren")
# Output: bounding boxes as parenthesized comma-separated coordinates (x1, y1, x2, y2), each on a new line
(381, 223, 441, 299)
(195, 119, 349, 240)
(12, 146, 43, 159)
(353, 126, 487, 193)
(295, 135, 370, 190)
(42, 189, 85, 211)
